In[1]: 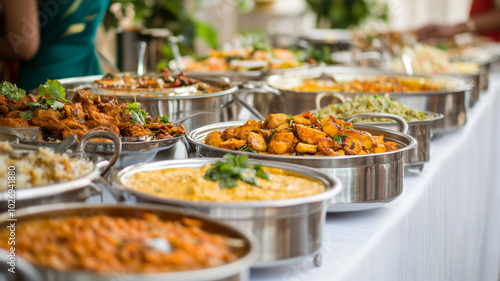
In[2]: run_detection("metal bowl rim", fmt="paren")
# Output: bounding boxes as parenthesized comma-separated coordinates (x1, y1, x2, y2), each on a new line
(0, 162, 99, 201)
(0, 203, 257, 280)
(113, 158, 343, 208)
(187, 120, 418, 161)
(59, 74, 239, 100)
(265, 71, 474, 95)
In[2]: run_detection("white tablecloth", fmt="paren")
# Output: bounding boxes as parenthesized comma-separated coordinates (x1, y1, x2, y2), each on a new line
(250, 76, 500, 281)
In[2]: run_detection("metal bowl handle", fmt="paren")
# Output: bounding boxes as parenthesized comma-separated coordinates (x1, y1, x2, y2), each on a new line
(345, 113, 409, 134)
(234, 82, 282, 121)
(315, 92, 346, 111)
(77, 131, 122, 177)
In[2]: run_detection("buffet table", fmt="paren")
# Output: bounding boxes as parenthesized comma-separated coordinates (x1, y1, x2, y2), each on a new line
(246, 76, 500, 280)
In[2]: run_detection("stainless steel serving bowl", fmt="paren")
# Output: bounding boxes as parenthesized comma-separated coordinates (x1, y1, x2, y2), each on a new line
(110, 158, 342, 266)
(60, 74, 239, 132)
(265, 67, 472, 134)
(186, 121, 417, 212)
(0, 203, 256, 281)
(0, 131, 121, 211)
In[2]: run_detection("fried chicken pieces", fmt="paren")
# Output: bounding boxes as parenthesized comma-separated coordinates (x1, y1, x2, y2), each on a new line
(205, 112, 398, 156)
(0, 91, 185, 141)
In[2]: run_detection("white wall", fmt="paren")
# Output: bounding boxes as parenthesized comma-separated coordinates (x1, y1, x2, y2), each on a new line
(383, 0, 472, 31)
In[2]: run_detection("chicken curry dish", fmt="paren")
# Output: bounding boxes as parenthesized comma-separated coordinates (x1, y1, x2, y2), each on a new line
(0, 80, 186, 140)
(204, 112, 398, 156)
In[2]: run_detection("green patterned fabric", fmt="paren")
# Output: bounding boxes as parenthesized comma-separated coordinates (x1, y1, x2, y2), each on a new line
(19, 0, 109, 90)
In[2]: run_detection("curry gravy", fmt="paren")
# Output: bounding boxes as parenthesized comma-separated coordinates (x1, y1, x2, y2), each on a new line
(125, 165, 325, 201)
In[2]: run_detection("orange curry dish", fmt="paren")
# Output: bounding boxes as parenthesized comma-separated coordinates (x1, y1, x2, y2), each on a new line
(290, 76, 443, 93)
(0, 213, 242, 273)
(204, 112, 398, 156)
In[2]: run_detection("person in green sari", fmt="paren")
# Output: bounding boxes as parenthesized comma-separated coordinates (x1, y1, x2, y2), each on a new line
(0, 0, 109, 90)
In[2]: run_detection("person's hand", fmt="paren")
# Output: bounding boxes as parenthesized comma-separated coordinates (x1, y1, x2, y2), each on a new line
(416, 23, 465, 41)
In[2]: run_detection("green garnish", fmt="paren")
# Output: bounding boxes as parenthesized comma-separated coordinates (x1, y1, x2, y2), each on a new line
(1, 82, 26, 101)
(160, 115, 170, 123)
(286, 114, 293, 119)
(125, 99, 148, 124)
(344, 125, 352, 130)
(333, 135, 343, 145)
(204, 154, 270, 189)
(20, 111, 33, 121)
(27, 102, 40, 109)
(25, 80, 71, 111)
(37, 79, 69, 102)
(173, 133, 182, 137)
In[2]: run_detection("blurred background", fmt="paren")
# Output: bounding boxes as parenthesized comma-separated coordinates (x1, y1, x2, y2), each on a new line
(0, 0, 479, 81)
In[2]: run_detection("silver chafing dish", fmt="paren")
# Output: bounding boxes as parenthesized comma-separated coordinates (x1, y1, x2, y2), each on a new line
(264, 67, 472, 134)
(0, 203, 256, 281)
(0, 131, 120, 211)
(59, 74, 239, 132)
(110, 158, 342, 266)
(186, 121, 416, 212)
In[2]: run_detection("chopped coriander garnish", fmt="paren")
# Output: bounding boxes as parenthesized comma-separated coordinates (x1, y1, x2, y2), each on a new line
(204, 154, 270, 189)
(173, 133, 182, 137)
(37, 79, 69, 102)
(1, 82, 26, 101)
(160, 115, 170, 123)
(333, 135, 343, 145)
(125, 98, 148, 124)
(20, 111, 33, 120)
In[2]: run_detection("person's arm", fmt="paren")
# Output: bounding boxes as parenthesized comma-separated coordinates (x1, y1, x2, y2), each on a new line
(0, 0, 39, 61)
(417, 9, 500, 40)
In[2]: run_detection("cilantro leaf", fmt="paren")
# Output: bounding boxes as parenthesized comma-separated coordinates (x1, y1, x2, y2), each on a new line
(27, 102, 40, 109)
(160, 115, 170, 123)
(46, 99, 65, 110)
(20, 111, 33, 120)
(173, 133, 182, 137)
(37, 79, 68, 102)
(125, 100, 148, 124)
(204, 154, 270, 189)
(333, 135, 343, 145)
(1, 82, 26, 101)
(130, 111, 143, 124)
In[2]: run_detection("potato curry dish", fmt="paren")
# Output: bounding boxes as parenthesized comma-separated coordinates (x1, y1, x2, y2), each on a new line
(0, 80, 186, 140)
(290, 76, 443, 93)
(204, 112, 398, 156)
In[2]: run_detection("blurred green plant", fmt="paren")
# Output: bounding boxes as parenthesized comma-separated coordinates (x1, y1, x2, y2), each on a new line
(306, 0, 388, 28)
(103, 0, 218, 67)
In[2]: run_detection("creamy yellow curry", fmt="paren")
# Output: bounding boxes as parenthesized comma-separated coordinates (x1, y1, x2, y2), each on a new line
(125, 165, 325, 201)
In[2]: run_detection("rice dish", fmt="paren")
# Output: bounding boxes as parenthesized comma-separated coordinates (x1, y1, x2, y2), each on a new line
(0, 143, 93, 190)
